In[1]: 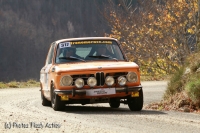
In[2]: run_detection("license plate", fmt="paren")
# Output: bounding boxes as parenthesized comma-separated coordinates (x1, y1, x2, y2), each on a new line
(86, 88, 116, 96)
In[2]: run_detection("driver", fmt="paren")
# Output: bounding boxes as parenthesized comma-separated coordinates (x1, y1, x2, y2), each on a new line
(96, 46, 107, 55)
(63, 47, 82, 58)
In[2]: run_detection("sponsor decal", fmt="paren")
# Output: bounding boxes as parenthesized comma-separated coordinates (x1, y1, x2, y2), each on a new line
(70, 40, 112, 45)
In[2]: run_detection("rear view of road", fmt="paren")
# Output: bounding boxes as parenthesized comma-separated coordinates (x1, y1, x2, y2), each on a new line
(0, 81, 199, 133)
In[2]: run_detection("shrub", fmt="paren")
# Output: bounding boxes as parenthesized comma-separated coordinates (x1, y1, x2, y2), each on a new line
(0, 82, 7, 89)
(187, 53, 200, 73)
(7, 81, 19, 88)
(164, 67, 184, 99)
(185, 75, 200, 107)
(27, 79, 38, 84)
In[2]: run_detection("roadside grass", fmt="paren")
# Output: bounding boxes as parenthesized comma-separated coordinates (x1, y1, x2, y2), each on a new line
(0, 79, 40, 89)
(185, 74, 200, 105)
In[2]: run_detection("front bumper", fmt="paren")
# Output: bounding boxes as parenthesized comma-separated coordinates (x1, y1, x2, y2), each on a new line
(54, 86, 142, 97)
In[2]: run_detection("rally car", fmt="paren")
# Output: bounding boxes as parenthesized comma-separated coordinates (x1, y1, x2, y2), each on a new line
(40, 37, 143, 111)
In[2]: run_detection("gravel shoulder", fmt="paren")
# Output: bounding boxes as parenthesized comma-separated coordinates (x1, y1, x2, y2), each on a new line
(0, 81, 199, 133)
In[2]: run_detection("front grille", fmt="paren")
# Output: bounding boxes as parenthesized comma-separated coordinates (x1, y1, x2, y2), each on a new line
(96, 72, 105, 86)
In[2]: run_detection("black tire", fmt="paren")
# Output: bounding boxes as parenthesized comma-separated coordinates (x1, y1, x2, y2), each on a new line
(127, 89, 143, 111)
(109, 98, 120, 108)
(41, 89, 51, 106)
(50, 83, 65, 111)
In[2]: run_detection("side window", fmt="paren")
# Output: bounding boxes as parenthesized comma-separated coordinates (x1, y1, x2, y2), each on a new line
(46, 43, 56, 64)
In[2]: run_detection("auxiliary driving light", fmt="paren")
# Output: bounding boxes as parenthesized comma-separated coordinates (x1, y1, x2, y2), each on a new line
(117, 76, 127, 86)
(105, 76, 114, 86)
(75, 78, 84, 88)
(87, 77, 97, 87)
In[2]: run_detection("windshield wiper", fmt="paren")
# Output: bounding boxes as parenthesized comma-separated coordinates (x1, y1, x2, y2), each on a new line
(59, 56, 86, 62)
(88, 55, 118, 61)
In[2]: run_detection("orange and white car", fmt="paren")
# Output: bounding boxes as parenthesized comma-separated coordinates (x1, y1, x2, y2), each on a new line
(40, 37, 143, 111)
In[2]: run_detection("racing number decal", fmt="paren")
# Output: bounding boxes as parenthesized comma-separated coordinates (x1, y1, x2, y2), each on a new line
(59, 42, 71, 48)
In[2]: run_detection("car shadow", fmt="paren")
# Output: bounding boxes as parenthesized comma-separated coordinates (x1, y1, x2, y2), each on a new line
(62, 105, 166, 115)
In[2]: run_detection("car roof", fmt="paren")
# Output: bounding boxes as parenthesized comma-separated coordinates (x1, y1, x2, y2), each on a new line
(55, 37, 118, 44)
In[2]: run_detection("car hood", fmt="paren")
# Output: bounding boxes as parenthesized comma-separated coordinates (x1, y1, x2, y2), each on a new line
(54, 61, 139, 72)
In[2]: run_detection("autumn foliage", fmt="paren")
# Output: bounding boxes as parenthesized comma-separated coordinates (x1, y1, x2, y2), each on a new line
(104, 0, 198, 76)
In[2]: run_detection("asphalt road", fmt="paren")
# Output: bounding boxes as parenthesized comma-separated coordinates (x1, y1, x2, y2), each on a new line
(0, 81, 199, 133)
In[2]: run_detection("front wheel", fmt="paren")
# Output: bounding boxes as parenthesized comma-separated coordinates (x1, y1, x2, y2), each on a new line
(41, 89, 51, 106)
(127, 89, 143, 111)
(51, 83, 65, 111)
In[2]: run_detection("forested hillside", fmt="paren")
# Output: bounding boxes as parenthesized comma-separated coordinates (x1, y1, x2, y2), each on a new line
(0, 0, 114, 81)
(0, 0, 198, 82)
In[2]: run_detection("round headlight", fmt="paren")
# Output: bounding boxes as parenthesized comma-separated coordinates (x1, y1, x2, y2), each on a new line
(61, 75, 73, 86)
(126, 72, 138, 82)
(118, 76, 127, 86)
(87, 77, 97, 87)
(75, 78, 84, 88)
(105, 76, 114, 86)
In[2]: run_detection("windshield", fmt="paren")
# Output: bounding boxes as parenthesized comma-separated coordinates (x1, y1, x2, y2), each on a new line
(55, 40, 125, 63)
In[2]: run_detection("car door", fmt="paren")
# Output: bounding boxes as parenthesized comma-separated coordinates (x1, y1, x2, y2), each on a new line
(40, 43, 56, 98)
